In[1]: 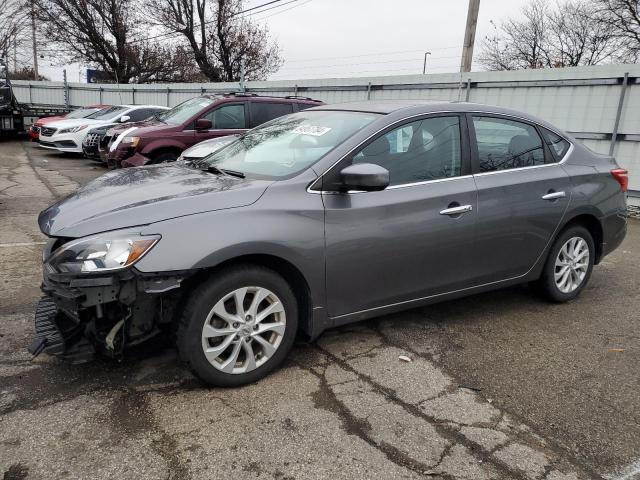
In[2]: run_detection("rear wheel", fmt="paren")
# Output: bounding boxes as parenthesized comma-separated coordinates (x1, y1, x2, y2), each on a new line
(177, 265, 298, 387)
(536, 225, 594, 302)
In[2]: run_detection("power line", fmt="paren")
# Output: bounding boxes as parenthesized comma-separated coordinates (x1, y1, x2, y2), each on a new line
(231, 0, 285, 17)
(252, 0, 312, 20)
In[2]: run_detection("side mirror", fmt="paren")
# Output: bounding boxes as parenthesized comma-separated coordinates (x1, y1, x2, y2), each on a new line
(195, 118, 212, 131)
(120, 115, 130, 123)
(339, 163, 389, 192)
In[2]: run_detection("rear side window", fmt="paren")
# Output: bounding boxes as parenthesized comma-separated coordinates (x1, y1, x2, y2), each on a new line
(203, 104, 246, 129)
(472, 116, 545, 172)
(250, 102, 293, 127)
(540, 127, 570, 161)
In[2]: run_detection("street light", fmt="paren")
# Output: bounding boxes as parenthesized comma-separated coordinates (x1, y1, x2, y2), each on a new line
(423, 51, 432, 75)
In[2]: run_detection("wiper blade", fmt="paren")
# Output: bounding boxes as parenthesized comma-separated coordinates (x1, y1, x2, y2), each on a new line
(201, 164, 245, 178)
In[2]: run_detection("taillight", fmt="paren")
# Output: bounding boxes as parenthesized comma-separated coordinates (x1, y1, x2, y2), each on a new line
(611, 168, 628, 192)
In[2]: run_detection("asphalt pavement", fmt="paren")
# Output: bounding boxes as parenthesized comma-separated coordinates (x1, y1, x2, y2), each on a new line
(1, 139, 638, 480)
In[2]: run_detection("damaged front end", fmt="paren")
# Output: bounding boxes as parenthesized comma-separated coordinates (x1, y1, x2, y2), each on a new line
(29, 233, 187, 363)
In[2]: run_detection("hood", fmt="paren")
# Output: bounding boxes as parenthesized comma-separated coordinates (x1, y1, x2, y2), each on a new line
(38, 164, 271, 238)
(181, 136, 238, 159)
(36, 115, 67, 126)
(46, 118, 102, 129)
(108, 119, 167, 135)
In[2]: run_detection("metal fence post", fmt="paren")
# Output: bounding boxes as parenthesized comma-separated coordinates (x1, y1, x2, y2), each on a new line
(99, 86, 103, 104)
(63, 69, 69, 108)
(367, 82, 371, 100)
(28, 83, 32, 104)
(132, 86, 135, 105)
(609, 72, 629, 156)
(465, 78, 472, 102)
(166, 87, 170, 106)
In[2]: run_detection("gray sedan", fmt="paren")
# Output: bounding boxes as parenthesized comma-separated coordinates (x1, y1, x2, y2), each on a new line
(34, 101, 628, 386)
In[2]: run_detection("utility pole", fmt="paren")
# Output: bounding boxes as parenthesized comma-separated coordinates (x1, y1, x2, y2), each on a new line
(31, 4, 39, 80)
(460, 0, 480, 73)
(422, 51, 431, 74)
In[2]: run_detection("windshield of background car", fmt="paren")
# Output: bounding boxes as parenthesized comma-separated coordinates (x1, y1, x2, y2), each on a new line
(67, 108, 100, 119)
(156, 97, 216, 125)
(203, 110, 380, 179)
(87, 106, 127, 120)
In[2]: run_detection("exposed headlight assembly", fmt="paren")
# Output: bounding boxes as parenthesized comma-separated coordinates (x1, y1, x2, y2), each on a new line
(121, 136, 140, 148)
(46, 233, 160, 274)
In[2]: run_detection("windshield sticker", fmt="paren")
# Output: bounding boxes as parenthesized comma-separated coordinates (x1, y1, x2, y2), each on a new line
(292, 125, 331, 137)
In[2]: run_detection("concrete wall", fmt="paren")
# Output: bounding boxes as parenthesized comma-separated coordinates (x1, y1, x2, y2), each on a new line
(11, 64, 639, 203)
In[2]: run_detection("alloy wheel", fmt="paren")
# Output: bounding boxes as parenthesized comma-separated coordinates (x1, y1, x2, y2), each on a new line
(201, 286, 286, 374)
(554, 236, 590, 294)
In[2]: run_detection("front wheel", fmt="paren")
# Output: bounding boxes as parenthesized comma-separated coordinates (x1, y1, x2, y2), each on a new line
(536, 225, 595, 302)
(177, 266, 298, 387)
(152, 151, 179, 163)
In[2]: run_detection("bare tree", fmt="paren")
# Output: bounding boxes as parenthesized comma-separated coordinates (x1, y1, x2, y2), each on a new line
(0, 0, 29, 65)
(479, 0, 620, 70)
(594, 0, 640, 61)
(148, 0, 282, 82)
(35, 0, 202, 83)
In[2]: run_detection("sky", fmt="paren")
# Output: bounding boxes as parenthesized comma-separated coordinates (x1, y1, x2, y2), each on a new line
(39, 0, 533, 83)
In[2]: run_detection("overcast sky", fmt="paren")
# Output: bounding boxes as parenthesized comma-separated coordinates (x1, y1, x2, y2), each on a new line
(40, 0, 532, 82)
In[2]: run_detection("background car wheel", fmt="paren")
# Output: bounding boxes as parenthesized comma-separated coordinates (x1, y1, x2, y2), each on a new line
(177, 265, 298, 387)
(536, 225, 595, 303)
(152, 151, 179, 163)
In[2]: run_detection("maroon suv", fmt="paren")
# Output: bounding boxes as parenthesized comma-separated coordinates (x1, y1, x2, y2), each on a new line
(105, 93, 323, 168)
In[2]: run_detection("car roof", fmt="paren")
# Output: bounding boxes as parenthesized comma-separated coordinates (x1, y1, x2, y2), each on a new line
(116, 105, 169, 109)
(309, 100, 560, 131)
(201, 93, 323, 103)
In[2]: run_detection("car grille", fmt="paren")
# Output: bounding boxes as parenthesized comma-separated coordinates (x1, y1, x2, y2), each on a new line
(31, 125, 40, 133)
(99, 135, 111, 152)
(84, 132, 100, 147)
(40, 126, 57, 137)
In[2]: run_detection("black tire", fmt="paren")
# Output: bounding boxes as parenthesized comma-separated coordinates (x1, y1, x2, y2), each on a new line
(176, 265, 298, 387)
(536, 225, 595, 303)
(152, 151, 179, 163)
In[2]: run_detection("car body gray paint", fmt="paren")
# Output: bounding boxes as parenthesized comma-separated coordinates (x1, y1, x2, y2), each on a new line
(40, 101, 628, 337)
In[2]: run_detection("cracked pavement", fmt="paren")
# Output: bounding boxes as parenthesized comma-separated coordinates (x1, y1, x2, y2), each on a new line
(1, 139, 638, 480)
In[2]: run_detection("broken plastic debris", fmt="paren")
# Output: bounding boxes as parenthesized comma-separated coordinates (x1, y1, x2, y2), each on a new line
(608, 348, 625, 353)
(458, 384, 482, 392)
(398, 355, 412, 363)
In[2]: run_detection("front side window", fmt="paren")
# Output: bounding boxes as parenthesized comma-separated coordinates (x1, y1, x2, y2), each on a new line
(472, 116, 545, 172)
(127, 109, 154, 122)
(349, 116, 462, 186)
(203, 103, 246, 129)
(540, 127, 570, 161)
(250, 102, 293, 127)
(203, 110, 379, 179)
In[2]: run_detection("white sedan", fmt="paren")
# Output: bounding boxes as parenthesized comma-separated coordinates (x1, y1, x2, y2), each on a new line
(38, 105, 168, 153)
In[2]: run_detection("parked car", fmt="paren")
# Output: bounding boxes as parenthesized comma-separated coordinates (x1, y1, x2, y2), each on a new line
(105, 93, 323, 169)
(82, 106, 169, 161)
(176, 135, 239, 163)
(31, 101, 627, 386)
(39, 104, 168, 154)
(29, 105, 110, 141)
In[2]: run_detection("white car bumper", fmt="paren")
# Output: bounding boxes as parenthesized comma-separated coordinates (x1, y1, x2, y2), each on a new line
(38, 130, 88, 153)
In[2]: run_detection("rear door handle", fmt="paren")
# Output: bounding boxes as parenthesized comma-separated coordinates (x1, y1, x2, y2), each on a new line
(542, 191, 566, 201)
(440, 205, 473, 216)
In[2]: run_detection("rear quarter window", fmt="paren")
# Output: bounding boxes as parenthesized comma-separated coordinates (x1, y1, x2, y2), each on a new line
(540, 127, 571, 161)
(250, 102, 294, 127)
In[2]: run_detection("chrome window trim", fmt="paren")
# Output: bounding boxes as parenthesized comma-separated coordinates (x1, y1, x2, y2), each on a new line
(307, 108, 573, 194)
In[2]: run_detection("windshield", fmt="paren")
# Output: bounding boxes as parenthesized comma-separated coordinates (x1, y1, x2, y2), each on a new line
(87, 106, 127, 120)
(67, 108, 100, 119)
(202, 110, 380, 179)
(156, 97, 216, 125)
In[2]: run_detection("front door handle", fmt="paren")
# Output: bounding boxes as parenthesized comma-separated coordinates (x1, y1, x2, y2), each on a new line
(542, 191, 566, 201)
(440, 204, 473, 216)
